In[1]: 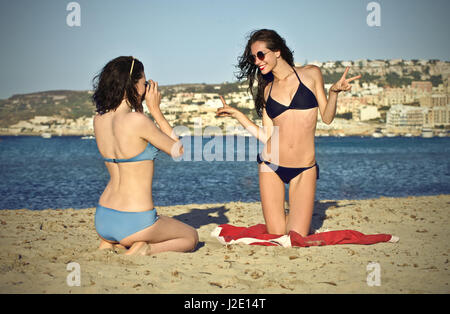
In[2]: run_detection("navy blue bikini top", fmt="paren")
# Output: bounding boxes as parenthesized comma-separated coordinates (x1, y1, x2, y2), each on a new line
(103, 143, 159, 163)
(265, 67, 319, 119)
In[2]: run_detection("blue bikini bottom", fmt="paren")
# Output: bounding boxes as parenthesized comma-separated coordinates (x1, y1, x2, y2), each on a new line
(95, 204, 159, 242)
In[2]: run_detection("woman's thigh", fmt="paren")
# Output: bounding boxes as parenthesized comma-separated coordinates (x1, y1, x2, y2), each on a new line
(259, 163, 286, 235)
(119, 215, 197, 247)
(287, 165, 317, 236)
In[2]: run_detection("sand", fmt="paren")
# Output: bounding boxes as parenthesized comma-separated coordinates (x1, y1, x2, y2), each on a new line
(0, 195, 449, 294)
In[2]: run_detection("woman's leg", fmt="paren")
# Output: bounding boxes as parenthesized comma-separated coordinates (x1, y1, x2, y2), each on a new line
(286, 165, 317, 237)
(259, 163, 287, 235)
(119, 216, 199, 255)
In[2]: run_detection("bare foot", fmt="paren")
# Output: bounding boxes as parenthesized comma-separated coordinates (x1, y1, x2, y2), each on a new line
(124, 242, 151, 256)
(98, 239, 114, 250)
(114, 244, 127, 250)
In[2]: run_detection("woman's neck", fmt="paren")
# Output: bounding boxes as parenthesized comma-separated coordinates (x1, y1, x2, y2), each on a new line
(116, 99, 132, 113)
(272, 59, 294, 81)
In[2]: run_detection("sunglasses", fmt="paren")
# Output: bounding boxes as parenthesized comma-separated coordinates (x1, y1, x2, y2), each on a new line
(248, 50, 272, 64)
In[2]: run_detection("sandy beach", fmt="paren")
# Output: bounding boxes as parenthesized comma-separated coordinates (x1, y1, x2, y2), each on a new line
(0, 195, 449, 294)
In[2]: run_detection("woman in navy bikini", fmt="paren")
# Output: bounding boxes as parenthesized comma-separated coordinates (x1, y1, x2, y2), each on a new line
(217, 29, 360, 236)
(92, 56, 198, 255)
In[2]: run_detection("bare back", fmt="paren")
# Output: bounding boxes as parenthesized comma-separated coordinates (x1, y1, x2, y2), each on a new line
(94, 110, 155, 212)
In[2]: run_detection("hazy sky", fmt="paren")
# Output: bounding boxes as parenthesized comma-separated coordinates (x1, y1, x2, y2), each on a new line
(0, 0, 449, 99)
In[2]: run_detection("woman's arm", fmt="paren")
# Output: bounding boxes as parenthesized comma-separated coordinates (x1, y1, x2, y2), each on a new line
(216, 96, 273, 143)
(310, 66, 361, 125)
(150, 109, 179, 141)
(133, 113, 183, 158)
(145, 80, 179, 141)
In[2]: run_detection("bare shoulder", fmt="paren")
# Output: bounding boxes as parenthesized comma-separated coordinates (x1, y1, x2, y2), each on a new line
(295, 65, 323, 86)
(124, 111, 150, 125)
(93, 113, 103, 122)
(93, 113, 107, 128)
(295, 64, 322, 78)
(123, 111, 159, 137)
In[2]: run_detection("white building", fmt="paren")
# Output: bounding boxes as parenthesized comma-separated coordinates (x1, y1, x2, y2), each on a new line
(432, 105, 450, 126)
(205, 98, 223, 108)
(389, 59, 403, 66)
(342, 61, 353, 67)
(353, 105, 380, 121)
(310, 60, 323, 67)
(323, 61, 336, 69)
(386, 104, 429, 129)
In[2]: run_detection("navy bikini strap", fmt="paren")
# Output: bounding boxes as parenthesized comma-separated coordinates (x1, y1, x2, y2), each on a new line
(269, 67, 300, 96)
(268, 81, 274, 96)
(292, 66, 301, 83)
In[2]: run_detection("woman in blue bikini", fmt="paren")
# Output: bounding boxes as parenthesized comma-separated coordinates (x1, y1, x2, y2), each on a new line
(217, 29, 360, 236)
(92, 56, 198, 255)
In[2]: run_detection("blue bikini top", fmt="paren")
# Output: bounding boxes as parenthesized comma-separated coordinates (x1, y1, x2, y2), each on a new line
(103, 143, 159, 163)
(265, 67, 319, 119)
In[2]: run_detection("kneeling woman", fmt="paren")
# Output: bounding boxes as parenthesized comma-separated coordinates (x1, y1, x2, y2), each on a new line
(217, 30, 360, 237)
(92, 56, 198, 255)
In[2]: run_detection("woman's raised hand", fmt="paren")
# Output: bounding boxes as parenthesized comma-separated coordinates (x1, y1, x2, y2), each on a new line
(216, 96, 241, 118)
(145, 80, 162, 114)
(330, 67, 362, 93)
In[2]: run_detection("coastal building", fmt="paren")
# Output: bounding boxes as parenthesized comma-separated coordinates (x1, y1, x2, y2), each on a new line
(336, 96, 367, 114)
(411, 81, 432, 93)
(352, 82, 384, 97)
(205, 98, 223, 108)
(182, 104, 200, 112)
(322, 61, 336, 69)
(444, 74, 450, 94)
(419, 96, 432, 107)
(419, 93, 449, 108)
(353, 105, 380, 121)
(386, 104, 429, 129)
(341, 61, 353, 67)
(309, 60, 324, 68)
(383, 87, 416, 106)
(389, 59, 403, 66)
(431, 94, 448, 107)
(432, 105, 450, 126)
(226, 92, 253, 109)
(9, 121, 36, 133)
(369, 60, 386, 68)
(355, 59, 368, 68)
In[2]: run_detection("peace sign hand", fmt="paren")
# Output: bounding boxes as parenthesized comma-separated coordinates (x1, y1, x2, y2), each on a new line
(216, 96, 241, 119)
(330, 67, 361, 93)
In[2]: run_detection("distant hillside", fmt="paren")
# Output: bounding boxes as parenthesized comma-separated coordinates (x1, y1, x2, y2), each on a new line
(0, 90, 94, 127)
(0, 84, 225, 127)
(1, 58, 447, 127)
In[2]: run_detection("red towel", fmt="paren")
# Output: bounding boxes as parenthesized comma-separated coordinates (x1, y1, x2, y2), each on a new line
(211, 224, 399, 247)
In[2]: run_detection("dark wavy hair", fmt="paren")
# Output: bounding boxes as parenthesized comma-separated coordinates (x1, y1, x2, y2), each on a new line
(92, 56, 145, 114)
(236, 29, 294, 117)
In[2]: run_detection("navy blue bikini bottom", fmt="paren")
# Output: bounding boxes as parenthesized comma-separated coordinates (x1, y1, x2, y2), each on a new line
(257, 153, 319, 184)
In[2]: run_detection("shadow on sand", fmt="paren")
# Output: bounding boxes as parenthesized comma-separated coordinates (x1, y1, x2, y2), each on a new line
(171, 200, 354, 251)
(172, 205, 230, 251)
(310, 200, 356, 232)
